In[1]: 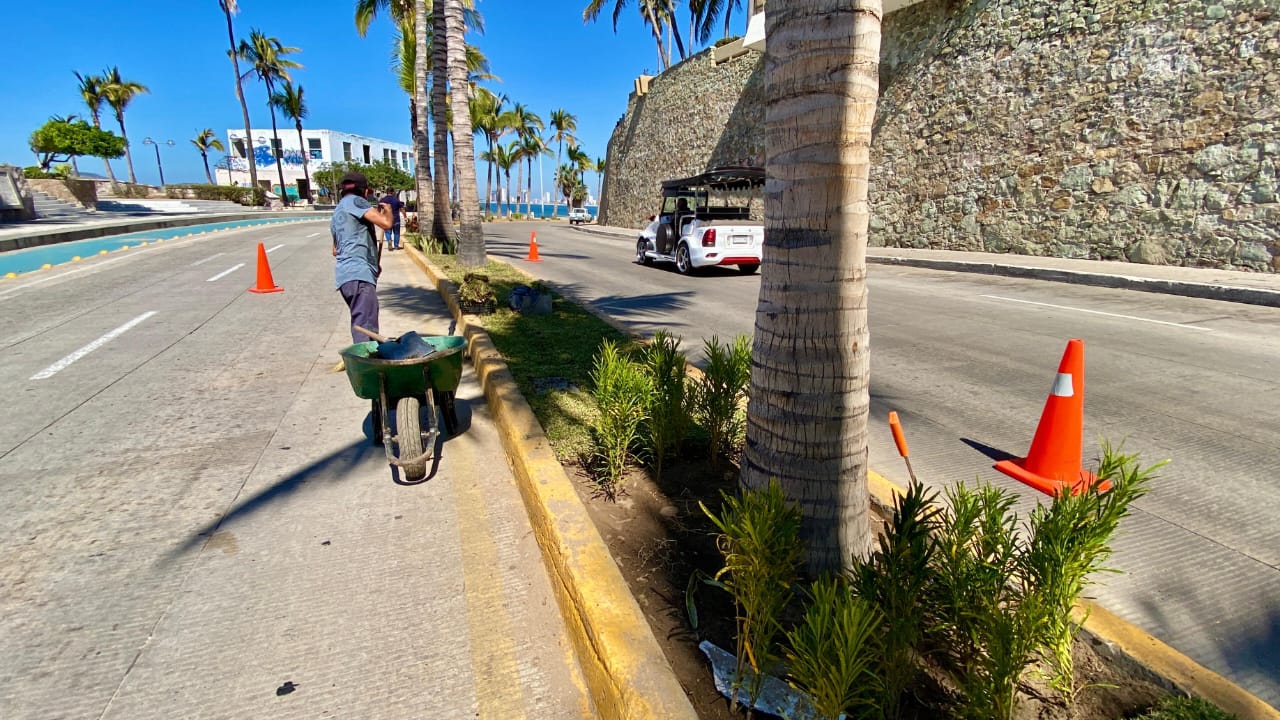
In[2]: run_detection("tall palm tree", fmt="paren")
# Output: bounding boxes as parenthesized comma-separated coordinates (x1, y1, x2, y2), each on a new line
(583, 0, 685, 69)
(469, 87, 508, 215)
(219, 0, 258, 191)
(548, 109, 577, 207)
(238, 30, 302, 206)
(490, 143, 516, 217)
(741, 0, 883, 574)
(75, 72, 116, 182)
(519, 134, 549, 216)
(506, 103, 542, 213)
(101, 67, 149, 185)
(566, 145, 591, 185)
(555, 163, 580, 208)
(594, 156, 606, 207)
(192, 129, 225, 184)
(441, 0, 484, 266)
(692, 0, 743, 43)
(270, 82, 312, 202)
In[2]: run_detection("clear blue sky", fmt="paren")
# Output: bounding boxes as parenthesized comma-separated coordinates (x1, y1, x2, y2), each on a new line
(1, 0, 748, 197)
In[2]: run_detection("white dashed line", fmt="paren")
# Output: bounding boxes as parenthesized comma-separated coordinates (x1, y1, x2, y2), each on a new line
(207, 263, 245, 282)
(266, 244, 285, 253)
(190, 253, 225, 267)
(30, 311, 158, 380)
(305, 232, 321, 238)
(980, 295, 1213, 331)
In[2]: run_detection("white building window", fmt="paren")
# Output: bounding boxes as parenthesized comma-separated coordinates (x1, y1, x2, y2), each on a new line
(232, 138, 247, 158)
(343, 142, 352, 161)
(308, 138, 322, 160)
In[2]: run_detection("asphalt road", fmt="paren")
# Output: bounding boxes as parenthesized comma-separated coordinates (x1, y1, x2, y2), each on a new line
(489, 220, 1280, 708)
(0, 221, 587, 719)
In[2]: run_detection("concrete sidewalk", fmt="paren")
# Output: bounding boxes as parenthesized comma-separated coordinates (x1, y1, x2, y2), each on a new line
(574, 223, 1280, 307)
(88, 251, 594, 719)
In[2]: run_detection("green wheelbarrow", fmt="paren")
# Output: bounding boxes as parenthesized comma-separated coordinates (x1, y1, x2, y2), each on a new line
(339, 332, 467, 481)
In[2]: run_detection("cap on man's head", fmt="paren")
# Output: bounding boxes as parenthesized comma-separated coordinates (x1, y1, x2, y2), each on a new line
(340, 171, 368, 191)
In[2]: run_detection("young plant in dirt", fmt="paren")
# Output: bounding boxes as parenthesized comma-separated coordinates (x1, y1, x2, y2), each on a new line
(852, 481, 940, 719)
(642, 331, 691, 480)
(457, 272, 496, 311)
(926, 483, 1045, 720)
(1021, 443, 1160, 697)
(783, 574, 884, 720)
(589, 339, 650, 498)
(1137, 696, 1238, 720)
(702, 479, 803, 716)
(692, 334, 751, 468)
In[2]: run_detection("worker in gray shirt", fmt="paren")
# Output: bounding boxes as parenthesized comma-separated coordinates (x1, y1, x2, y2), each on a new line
(331, 171, 395, 344)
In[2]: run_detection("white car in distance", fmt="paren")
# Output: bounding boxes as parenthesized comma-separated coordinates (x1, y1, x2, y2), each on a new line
(635, 166, 764, 275)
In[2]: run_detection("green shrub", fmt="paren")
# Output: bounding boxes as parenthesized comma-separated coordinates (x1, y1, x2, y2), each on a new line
(693, 334, 751, 467)
(589, 339, 650, 497)
(164, 183, 263, 205)
(23, 166, 56, 179)
(642, 331, 691, 480)
(715, 35, 742, 47)
(852, 481, 939, 719)
(1022, 442, 1158, 696)
(1136, 696, 1237, 719)
(784, 574, 883, 720)
(703, 479, 803, 713)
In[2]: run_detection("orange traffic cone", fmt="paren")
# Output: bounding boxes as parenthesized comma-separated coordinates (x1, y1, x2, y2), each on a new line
(994, 339, 1108, 496)
(247, 242, 283, 294)
(525, 231, 542, 262)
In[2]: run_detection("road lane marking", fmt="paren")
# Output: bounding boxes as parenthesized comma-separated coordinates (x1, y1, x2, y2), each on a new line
(305, 232, 321, 238)
(190, 252, 224, 267)
(207, 263, 245, 282)
(980, 294, 1213, 331)
(266, 244, 285, 253)
(30, 311, 158, 380)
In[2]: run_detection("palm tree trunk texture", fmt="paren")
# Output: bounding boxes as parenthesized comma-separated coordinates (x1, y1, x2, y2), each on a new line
(741, 0, 883, 576)
(92, 113, 118, 183)
(117, 113, 137, 184)
(202, 152, 214, 184)
(413, 0, 438, 240)
(442, 0, 484, 267)
(266, 93, 289, 206)
(515, 159, 523, 215)
(485, 135, 494, 217)
(225, 6, 259, 189)
(295, 122, 311, 202)
(430, 0, 455, 245)
(526, 157, 534, 216)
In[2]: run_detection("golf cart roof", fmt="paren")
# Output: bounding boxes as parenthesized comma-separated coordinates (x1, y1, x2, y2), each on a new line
(660, 166, 765, 191)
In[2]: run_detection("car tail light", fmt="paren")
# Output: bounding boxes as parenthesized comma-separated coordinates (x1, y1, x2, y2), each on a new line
(702, 228, 717, 247)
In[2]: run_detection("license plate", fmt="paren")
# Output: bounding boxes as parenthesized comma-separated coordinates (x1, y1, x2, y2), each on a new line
(731, 234, 751, 245)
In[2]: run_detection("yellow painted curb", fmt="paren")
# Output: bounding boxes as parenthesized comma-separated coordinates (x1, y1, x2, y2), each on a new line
(404, 246, 698, 720)
(864, 473, 1279, 720)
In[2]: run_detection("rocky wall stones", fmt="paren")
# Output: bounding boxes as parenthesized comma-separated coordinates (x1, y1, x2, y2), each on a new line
(603, 0, 1278, 271)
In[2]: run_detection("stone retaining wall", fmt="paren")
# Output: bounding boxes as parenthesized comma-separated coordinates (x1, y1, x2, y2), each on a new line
(601, 0, 1279, 271)
(27, 178, 98, 209)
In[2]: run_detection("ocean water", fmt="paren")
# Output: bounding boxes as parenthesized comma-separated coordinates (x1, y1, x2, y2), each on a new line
(481, 202, 596, 218)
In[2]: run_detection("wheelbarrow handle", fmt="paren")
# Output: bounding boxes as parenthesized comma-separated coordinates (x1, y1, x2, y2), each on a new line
(353, 325, 391, 342)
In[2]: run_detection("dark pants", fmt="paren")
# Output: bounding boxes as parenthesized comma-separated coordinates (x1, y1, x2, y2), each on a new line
(339, 280, 379, 344)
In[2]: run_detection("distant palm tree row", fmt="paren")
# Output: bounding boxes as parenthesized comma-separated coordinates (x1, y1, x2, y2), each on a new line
(73, 68, 149, 183)
(584, 0, 749, 71)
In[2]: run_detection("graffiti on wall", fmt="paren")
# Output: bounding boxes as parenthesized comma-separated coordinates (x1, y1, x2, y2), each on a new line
(225, 144, 310, 171)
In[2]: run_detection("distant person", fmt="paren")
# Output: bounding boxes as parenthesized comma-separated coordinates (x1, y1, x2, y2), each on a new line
(331, 171, 394, 344)
(379, 189, 405, 251)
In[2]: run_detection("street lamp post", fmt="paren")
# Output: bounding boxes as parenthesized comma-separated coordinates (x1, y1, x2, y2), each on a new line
(142, 138, 175, 188)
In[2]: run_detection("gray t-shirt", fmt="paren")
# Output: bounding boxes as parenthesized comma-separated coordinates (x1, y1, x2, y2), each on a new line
(331, 195, 379, 288)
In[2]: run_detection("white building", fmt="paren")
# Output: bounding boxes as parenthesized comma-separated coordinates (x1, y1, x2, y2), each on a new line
(215, 128, 416, 200)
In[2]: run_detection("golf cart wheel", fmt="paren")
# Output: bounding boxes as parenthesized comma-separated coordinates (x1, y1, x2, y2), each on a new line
(395, 396, 427, 481)
(675, 243, 694, 275)
(636, 238, 652, 265)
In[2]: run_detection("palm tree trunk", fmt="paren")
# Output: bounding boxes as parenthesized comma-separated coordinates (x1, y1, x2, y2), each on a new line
(295, 121, 311, 202)
(266, 90, 289, 207)
(92, 111, 119, 183)
(485, 134, 495, 218)
(526, 157, 534, 217)
(740, 0, 883, 575)
(202, 151, 214, 184)
(430, 0, 456, 246)
(514, 158, 523, 216)
(224, 6, 259, 190)
(413, 0, 438, 241)
(669, 2, 688, 60)
(442, 0, 484, 267)
(116, 113, 138, 184)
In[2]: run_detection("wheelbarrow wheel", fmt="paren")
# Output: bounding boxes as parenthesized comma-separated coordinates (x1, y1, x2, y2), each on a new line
(395, 396, 427, 480)
(371, 399, 385, 446)
(434, 389, 459, 436)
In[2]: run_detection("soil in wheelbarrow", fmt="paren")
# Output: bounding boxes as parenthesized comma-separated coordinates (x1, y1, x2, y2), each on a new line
(564, 452, 1173, 720)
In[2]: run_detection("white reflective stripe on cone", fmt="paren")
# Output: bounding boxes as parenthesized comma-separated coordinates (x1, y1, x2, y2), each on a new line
(1051, 372, 1074, 398)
